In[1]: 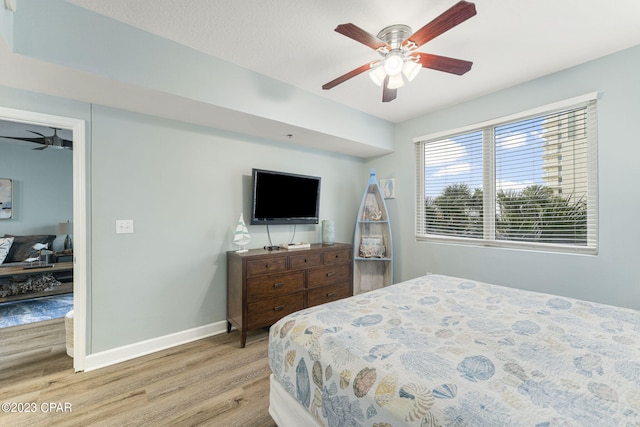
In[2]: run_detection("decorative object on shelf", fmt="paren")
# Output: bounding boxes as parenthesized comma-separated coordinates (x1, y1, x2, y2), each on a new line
(322, 219, 335, 245)
(58, 220, 73, 251)
(353, 169, 393, 294)
(0, 178, 12, 219)
(359, 236, 385, 258)
(379, 178, 396, 199)
(24, 242, 53, 268)
(233, 213, 251, 253)
(364, 204, 382, 220)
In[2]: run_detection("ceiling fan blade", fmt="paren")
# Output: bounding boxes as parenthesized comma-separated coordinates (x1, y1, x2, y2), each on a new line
(322, 62, 375, 90)
(402, 1, 477, 51)
(416, 53, 473, 75)
(32, 146, 48, 150)
(0, 135, 46, 143)
(335, 23, 391, 51)
(382, 76, 397, 102)
(27, 130, 46, 138)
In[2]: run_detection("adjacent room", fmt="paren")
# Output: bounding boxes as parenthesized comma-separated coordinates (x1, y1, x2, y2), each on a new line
(1, 0, 639, 425)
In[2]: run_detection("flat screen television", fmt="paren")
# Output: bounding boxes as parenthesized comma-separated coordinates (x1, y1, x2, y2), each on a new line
(250, 168, 321, 225)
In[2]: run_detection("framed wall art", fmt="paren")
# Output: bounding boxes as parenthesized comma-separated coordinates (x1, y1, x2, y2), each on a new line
(0, 178, 13, 219)
(379, 178, 396, 199)
(359, 235, 385, 258)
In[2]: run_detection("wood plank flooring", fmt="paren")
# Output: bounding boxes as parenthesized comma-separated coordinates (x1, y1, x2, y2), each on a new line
(0, 321, 276, 427)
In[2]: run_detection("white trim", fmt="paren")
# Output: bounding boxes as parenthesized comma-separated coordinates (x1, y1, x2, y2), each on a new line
(71, 119, 87, 372)
(83, 320, 228, 372)
(413, 92, 599, 143)
(0, 106, 87, 372)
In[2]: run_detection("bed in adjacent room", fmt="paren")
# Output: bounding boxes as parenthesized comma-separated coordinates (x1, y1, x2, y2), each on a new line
(268, 274, 640, 426)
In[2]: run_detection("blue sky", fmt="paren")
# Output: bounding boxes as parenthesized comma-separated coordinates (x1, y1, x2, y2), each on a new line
(424, 117, 547, 198)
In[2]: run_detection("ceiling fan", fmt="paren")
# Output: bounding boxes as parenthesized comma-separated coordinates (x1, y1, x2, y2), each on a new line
(322, 0, 477, 102)
(0, 127, 72, 150)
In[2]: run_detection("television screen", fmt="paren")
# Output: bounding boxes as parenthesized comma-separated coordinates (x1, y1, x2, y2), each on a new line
(250, 169, 321, 225)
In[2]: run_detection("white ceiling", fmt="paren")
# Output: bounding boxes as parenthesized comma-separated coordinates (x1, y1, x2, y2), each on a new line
(63, 0, 640, 124)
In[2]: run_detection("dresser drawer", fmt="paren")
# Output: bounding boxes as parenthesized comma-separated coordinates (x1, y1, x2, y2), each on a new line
(307, 263, 351, 288)
(247, 293, 304, 329)
(246, 257, 287, 277)
(289, 252, 322, 270)
(247, 271, 304, 302)
(323, 248, 351, 265)
(307, 282, 351, 307)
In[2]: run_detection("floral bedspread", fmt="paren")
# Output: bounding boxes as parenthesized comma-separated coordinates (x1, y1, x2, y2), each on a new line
(268, 274, 640, 426)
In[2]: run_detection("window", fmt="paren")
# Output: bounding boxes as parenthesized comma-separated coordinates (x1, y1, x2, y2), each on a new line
(415, 93, 598, 254)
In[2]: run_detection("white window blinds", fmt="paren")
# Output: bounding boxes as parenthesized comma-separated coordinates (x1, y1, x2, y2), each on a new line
(415, 94, 598, 254)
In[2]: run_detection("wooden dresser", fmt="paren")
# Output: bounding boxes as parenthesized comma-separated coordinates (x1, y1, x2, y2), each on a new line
(227, 243, 352, 347)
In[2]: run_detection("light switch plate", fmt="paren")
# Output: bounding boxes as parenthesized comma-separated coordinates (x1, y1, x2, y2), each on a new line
(116, 219, 134, 234)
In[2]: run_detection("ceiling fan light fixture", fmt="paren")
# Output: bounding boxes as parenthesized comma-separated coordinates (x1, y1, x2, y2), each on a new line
(369, 65, 387, 86)
(323, 1, 477, 102)
(383, 52, 404, 76)
(387, 73, 405, 89)
(402, 59, 421, 82)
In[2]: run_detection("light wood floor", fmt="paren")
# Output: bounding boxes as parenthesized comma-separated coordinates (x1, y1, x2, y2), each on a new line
(0, 320, 276, 427)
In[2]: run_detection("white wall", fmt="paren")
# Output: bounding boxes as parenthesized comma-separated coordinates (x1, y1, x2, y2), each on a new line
(0, 135, 73, 251)
(368, 45, 640, 310)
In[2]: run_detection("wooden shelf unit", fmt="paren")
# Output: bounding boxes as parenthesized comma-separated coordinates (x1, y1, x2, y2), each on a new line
(353, 169, 393, 294)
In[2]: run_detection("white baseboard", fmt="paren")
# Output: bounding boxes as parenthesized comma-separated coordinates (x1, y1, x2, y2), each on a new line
(83, 320, 228, 372)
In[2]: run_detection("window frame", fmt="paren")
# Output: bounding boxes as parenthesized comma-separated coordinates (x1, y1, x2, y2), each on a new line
(414, 93, 598, 255)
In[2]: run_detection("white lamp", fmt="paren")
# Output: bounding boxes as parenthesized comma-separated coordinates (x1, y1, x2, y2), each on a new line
(368, 65, 387, 86)
(387, 73, 405, 89)
(58, 221, 73, 251)
(402, 59, 421, 81)
(383, 52, 404, 76)
(369, 50, 421, 90)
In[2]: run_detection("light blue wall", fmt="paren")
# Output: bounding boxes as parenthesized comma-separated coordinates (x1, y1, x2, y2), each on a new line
(88, 105, 363, 352)
(368, 45, 640, 310)
(0, 4, 12, 50)
(0, 140, 72, 250)
(9, 0, 393, 153)
(0, 83, 365, 353)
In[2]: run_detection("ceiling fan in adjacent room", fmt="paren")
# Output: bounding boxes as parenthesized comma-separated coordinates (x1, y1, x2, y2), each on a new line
(0, 127, 72, 150)
(322, 0, 477, 102)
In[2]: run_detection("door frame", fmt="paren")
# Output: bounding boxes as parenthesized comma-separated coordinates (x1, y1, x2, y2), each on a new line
(0, 106, 87, 371)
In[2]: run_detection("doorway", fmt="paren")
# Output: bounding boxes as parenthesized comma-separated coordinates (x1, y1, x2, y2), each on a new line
(0, 106, 86, 372)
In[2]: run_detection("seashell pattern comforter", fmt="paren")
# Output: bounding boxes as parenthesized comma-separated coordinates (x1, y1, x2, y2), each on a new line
(268, 274, 640, 426)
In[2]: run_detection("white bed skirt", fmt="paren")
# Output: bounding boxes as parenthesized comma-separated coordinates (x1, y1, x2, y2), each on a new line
(269, 374, 322, 427)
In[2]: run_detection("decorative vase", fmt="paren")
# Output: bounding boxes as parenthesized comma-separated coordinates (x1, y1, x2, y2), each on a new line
(322, 220, 335, 245)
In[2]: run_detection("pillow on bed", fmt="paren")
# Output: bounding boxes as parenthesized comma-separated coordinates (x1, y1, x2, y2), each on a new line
(0, 237, 13, 264)
(3, 234, 56, 263)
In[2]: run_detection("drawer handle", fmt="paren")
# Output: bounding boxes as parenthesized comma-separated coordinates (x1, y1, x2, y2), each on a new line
(265, 264, 270, 269)
(335, 254, 340, 259)
(326, 272, 335, 277)
(274, 305, 285, 311)
(273, 282, 284, 288)
(326, 292, 335, 297)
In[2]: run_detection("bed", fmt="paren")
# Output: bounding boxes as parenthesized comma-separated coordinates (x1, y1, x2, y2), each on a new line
(268, 274, 640, 426)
